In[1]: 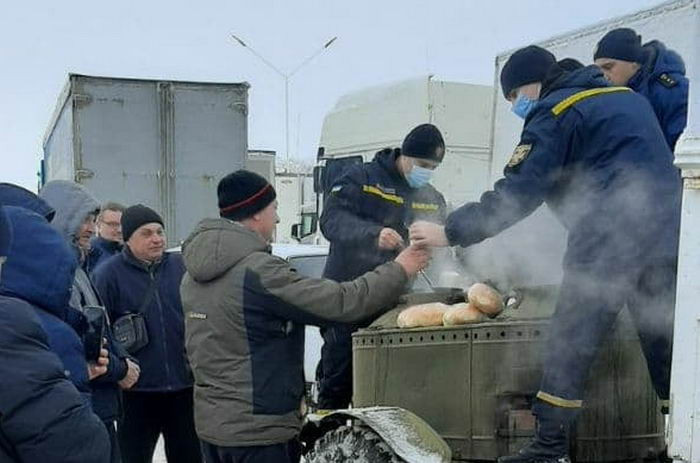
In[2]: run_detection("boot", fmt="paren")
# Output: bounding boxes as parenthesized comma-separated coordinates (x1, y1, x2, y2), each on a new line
(498, 403, 576, 463)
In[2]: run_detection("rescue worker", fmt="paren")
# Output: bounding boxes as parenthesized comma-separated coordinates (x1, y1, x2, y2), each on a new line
(179, 170, 430, 463)
(594, 28, 689, 150)
(317, 123, 448, 409)
(410, 45, 680, 462)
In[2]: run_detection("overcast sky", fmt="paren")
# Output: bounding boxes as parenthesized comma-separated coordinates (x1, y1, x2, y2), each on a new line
(1, 0, 663, 190)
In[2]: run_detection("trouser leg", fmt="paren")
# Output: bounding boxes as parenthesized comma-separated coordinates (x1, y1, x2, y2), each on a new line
(201, 440, 300, 463)
(318, 324, 354, 409)
(162, 388, 202, 463)
(104, 419, 122, 463)
(118, 392, 162, 463)
(626, 260, 676, 404)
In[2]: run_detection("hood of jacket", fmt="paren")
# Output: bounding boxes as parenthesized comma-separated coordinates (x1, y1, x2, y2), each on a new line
(39, 180, 100, 244)
(643, 40, 686, 78)
(182, 218, 270, 283)
(0, 182, 55, 221)
(541, 64, 610, 100)
(0, 206, 77, 318)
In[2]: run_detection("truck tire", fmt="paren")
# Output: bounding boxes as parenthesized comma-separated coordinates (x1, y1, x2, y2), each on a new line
(304, 424, 405, 463)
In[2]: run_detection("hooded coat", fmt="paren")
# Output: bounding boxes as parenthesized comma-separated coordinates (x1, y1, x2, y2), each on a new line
(39, 180, 130, 422)
(445, 65, 681, 274)
(0, 206, 91, 398)
(628, 40, 689, 150)
(180, 219, 407, 447)
(0, 295, 110, 463)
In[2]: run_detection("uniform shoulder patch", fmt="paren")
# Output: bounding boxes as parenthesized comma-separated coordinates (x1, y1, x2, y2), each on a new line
(507, 143, 532, 168)
(658, 73, 677, 88)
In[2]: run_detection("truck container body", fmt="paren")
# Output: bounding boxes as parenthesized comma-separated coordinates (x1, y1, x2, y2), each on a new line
(318, 76, 493, 209)
(275, 173, 315, 244)
(246, 150, 276, 184)
(42, 74, 249, 247)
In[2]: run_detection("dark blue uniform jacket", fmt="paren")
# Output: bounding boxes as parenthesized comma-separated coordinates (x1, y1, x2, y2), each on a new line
(629, 40, 689, 150)
(93, 249, 193, 392)
(0, 207, 93, 399)
(445, 66, 681, 274)
(0, 295, 110, 463)
(321, 148, 447, 281)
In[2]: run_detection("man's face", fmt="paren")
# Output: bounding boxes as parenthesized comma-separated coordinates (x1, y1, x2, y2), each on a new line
(127, 223, 166, 262)
(507, 82, 542, 105)
(594, 58, 641, 86)
(77, 213, 97, 251)
(255, 201, 280, 243)
(98, 209, 123, 243)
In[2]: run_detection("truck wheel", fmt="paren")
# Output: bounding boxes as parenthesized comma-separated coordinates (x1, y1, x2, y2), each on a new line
(304, 424, 405, 463)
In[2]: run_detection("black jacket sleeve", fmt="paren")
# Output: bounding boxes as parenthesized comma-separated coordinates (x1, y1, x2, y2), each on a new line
(0, 297, 110, 463)
(320, 165, 384, 246)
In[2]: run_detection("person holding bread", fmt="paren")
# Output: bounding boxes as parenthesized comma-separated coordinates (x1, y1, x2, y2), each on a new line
(317, 124, 448, 410)
(410, 46, 680, 463)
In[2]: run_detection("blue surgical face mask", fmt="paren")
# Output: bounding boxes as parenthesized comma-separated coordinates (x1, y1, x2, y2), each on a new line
(406, 165, 434, 189)
(511, 93, 537, 120)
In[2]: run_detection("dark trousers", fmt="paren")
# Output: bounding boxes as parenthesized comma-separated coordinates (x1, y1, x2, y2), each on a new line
(539, 260, 676, 404)
(104, 419, 122, 463)
(201, 439, 301, 463)
(318, 324, 354, 409)
(118, 389, 201, 463)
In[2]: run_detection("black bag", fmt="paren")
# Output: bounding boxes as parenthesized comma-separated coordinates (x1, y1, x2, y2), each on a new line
(82, 305, 107, 362)
(113, 278, 158, 355)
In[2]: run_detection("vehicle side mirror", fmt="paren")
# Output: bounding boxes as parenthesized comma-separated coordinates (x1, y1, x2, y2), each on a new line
(291, 224, 301, 241)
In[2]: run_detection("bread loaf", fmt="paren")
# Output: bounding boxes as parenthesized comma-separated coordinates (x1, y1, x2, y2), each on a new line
(467, 283, 504, 317)
(442, 303, 484, 326)
(397, 303, 449, 328)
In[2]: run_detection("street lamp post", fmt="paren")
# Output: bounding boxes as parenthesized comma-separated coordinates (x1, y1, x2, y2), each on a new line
(230, 34, 337, 167)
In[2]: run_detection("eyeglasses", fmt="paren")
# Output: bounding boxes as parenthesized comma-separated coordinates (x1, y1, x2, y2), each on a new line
(100, 221, 121, 229)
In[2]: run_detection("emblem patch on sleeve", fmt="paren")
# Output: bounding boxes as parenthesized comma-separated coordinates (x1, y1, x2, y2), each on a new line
(507, 144, 532, 168)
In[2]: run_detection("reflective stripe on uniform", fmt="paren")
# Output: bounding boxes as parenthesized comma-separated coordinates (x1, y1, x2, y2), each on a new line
(536, 391, 583, 408)
(412, 202, 440, 211)
(551, 86, 632, 117)
(362, 185, 404, 205)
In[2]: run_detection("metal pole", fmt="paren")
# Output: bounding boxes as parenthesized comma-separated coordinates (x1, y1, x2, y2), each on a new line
(668, 5, 700, 460)
(285, 76, 290, 167)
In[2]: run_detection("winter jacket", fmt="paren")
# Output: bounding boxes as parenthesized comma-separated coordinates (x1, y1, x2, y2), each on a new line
(0, 295, 110, 463)
(0, 206, 92, 399)
(87, 236, 123, 274)
(40, 180, 130, 422)
(180, 219, 408, 447)
(628, 40, 689, 150)
(93, 247, 192, 392)
(445, 65, 681, 274)
(321, 148, 446, 282)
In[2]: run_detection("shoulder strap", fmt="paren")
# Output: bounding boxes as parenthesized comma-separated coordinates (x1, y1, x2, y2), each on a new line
(134, 274, 159, 315)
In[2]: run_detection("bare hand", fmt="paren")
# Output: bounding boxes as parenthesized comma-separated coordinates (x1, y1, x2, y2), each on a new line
(378, 228, 404, 250)
(88, 348, 109, 380)
(409, 221, 449, 248)
(395, 244, 431, 278)
(119, 359, 141, 390)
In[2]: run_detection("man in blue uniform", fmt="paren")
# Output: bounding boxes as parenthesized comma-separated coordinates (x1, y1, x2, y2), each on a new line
(317, 124, 448, 409)
(594, 28, 689, 150)
(410, 46, 680, 462)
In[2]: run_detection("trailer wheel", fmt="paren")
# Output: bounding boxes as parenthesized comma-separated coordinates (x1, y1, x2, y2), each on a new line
(304, 424, 405, 463)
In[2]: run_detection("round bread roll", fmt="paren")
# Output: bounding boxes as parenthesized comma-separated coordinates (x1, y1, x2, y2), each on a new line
(397, 302, 449, 328)
(443, 303, 484, 326)
(467, 283, 504, 317)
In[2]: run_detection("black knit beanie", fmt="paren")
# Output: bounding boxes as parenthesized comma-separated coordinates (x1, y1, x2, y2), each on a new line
(594, 28, 643, 63)
(121, 204, 164, 242)
(500, 45, 557, 98)
(218, 170, 277, 221)
(401, 124, 446, 162)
